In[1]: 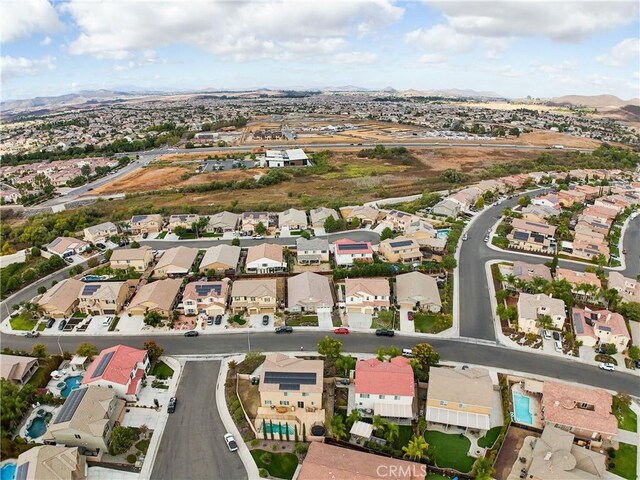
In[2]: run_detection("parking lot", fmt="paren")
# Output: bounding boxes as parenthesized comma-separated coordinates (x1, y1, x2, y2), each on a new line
(201, 159, 255, 172)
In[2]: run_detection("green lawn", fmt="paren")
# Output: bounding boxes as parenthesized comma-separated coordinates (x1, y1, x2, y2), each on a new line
(156, 231, 167, 239)
(25, 367, 48, 388)
(36, 322, 46, 331)
(135, 439, 150, 454)
(286, 315, 318, 326)
(424, 430, 476, 473)
(232, 315, 246, 325)
(10, 314, 38, 331)
(178, 232, 197, 239)
(613, 396, 638, 432)
(251, 449, 298, 480)
(414, 313, 452, 334)
(150, 361, 174, 378)
(610, 443, 637, 480)
(393, 425, 414, 451)
(477, 426, 502, 448)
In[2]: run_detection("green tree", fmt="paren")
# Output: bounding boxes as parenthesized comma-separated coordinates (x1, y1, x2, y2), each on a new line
(496, 289, 509, 303)
(1, 241, 16, 255)
(439, 168, 467, 184)
(109, 426, 139, 455)
(518, 196, 531, 207)
(628, 345, 640, 361)
(330, 414, 347, 440)
(335, 355, 356, 376)
(402, 435, 429, 461)
(441, 255, 457, 271)
(255, 222, 267, 235)
(385, 422, 399, 444)
(317, 336, 342, 359)
(346, 409, 362, 429)
(474, 456, 496, 480)
(76, 342, 98, 359)
(231, 238, 240, 246)
(144, 311, 164, 327)
(31, 344, 47, 358)
(143, 340, 164, 362)
(617, 302, 640, 323)
(372, 415, 387, 435)
(412, 343, 440, 371)
(130, 241, 140, 249)
(104, 249, 113, 260)
(30, 247, 40, 257)
(475, 196, 485, 209)
(380, 227, 395, 241)
(37, 286, 47, 295)
(87, 257, 99, 268)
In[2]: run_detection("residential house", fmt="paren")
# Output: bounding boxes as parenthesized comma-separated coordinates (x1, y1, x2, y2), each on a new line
(182, 280, 229, 317)
(0, 354, 39, 385)
(199, 245, 241, 274)
(574, 223, 608, 240)
(339, 205, 380, 226)
(593, 198, 624, 214)
(37, 278, 84, 318)
(333, 239, 373, 266)
(520, 205, 560, 222)
(168, 214, 200, 232)
(556, 268, 602, 299)
(241, 212, 270, 234)
(296, 237, 329, 265)
(507, 218, 556, 253)
(204, 211, 240, 233)
(382, 210, 421, 233)
(582, 205, 619, 223)
(608, 272, 640, 303)
(77, 282, 128, 316)
(395, 271, 442, 312)
(45, 387, 126, 456)
(510, 261, 553, 284)
(517, 293, 566, 334)
(255, 353, 325, 435)
(309, 207, 339, 229)
(572, 307, 630, 351)
(541, 381, 618, 442)
(575, 184, 601, 200)
(502, 174, 529, 190)
(278, 209, 308, 231)
(345, 278, 390, 314)
(571, 239, 610, 261)
(403, 219, 437, 245)
(354, 357, 415, 420)
(531, 194, 561, 210)
(287, 272, 334, 313)
(378, 236, 422, 264)
(47, 237, 89, 257)
(245, 244, 286, 274)
(477, 179, 506, 194)
(153, 246, 199, 277)
(425, 367, 494, 431)
(110, 246, 154, 272)
(16, 446, 87, 480)
(448, 187, 482, 210)
(298, 442, 425, 480)
(83, 222, 118, 244)
(127, 278, 182, 317)
(417, 236, 447, 254)
(129, 214, 163, 234)
(231, 279, 277, 314)
(0, 183, 21, 204)
(524, 425, 606, 480)
(432, 199, 461, 218)
(257, 148, 309, 167)
(81, 345, 150, 401)
(575, 216, 611, 236)
(557, 189, 586, 207)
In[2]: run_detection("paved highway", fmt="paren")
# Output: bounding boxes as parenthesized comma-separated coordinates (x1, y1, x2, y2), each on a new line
(2, 332, 637, 395)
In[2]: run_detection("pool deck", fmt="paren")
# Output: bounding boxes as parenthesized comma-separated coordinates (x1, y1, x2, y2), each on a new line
(511, 383, 543, 429)
(18, 404, 58, 442)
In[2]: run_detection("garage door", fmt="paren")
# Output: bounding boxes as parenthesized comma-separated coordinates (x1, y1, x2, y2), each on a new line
(104, 309, 116, 315)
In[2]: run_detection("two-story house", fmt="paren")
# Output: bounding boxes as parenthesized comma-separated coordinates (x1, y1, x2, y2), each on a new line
(152, 246, 199, 278)
(127, 278, 182, 318)
(517, 293, 567, 334)
(333, 239, 373, 266)
(572, 307, 631, 351)
(16, 446, 87, 480)
(129, 214, 163, 234)
(231, 279, 278, 314)
(345, 278, 390, 314)
(204, 211, 240, 233)
(47, 237, 90, 257)
(110, 246, 154, 272)
(354, 357, 415, 421)
(77, 282, 128, 316)
(309, 207, 339, 229)
(378, 236, 422, 264)
(83, 222, 118, 244)
(182, 280, 229, 317)
(241, 212, 270, 234)
(37, 278, 84, 319)
(278, 208, 308, 231)
(245, 244, 286, 274)
(296, 237, 329, 265)
(507, 219, 557, 253)
(608, 272, 640, 303)
(167, 214, 200, 232)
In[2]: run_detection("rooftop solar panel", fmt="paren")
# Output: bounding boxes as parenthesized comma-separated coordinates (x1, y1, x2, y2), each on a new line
(338, 243, 369, 251)
(82, 284, 101, 296)
(91, 351, 115, 378)
(280, 384, 301, 391)
(53, 387, 88, 424)
(389, 240, 413, 248)
(132, 215, 147, 222)
(15, 463, 28, 480)
(194, 284, 222, 296)
(573, 312, 584, 334)
(264, 372, 317, 386)
(599, 325, 611, 332)
(513, 231, 529, 241)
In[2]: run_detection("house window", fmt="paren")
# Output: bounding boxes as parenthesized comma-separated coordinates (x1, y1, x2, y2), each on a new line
(459, 403, 465, 408)
(302, 393, 309, 397)
(361, 393, 370, 399)
(297, 401, 304, 408)
(279, 401, 289, 406)
(265, 400, 272, 405)
(394, 396, 400, 400)
(74, 434, 82, 439)
(440, 400, 448, 406)
(379, 395, 385, 400)
(283, 392, 288, 397)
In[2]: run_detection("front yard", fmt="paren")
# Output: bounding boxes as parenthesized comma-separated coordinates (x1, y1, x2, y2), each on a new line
(609, 443, 637, 480)
(371, 310, 395, 329)
(612, 396, 637, 432)
(285, 315, 318, 327)
(424, 430, 476, 473)
(150, 361, 174, 378)
(414, 313, 452, 334)
(10, 312, 38, 331)
(250, 449, 298, 480)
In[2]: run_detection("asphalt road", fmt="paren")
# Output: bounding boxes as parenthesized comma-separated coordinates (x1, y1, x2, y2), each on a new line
(150, 361, 246, 480)
(2, 332, 637, 395)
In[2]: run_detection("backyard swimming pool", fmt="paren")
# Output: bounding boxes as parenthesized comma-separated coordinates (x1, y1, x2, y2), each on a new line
(513, 392, 533, 425)
(260, 422, 296, 436)
(26, 412, 52, 439)
(0, 463, 16, 480)
(436, 228, 450, 239)
(61, 376, 83, 397)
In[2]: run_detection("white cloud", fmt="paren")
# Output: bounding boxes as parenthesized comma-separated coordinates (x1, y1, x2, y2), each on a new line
(40, 36, 52, 46)
(597, 38, 640, 67)
(426, 1, 638, 42)
(62, 0, 403, 61)
(419, 53, 446, 65)
(531, 60, 579, 74)
(330, 51, 379, 64)
(1, 55, 55, 80)
(484, 65, 526, 78)
(405, 25, 473, 53)
(1, 0, 62, 42)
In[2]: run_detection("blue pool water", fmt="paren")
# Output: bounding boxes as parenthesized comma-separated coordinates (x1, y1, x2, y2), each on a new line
(26, 413, 51, 439)
(436, 228, 450, 238)
(1, 464, 16, 480)
(513, 392, 533, 425)
(61, 376, 83, 397)
(261, 422, 295, 435)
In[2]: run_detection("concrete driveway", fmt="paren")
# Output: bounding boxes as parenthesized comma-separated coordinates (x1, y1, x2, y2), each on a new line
(346, 312, 372, 329)
(249, 314, 272, 329)
(399, 308, 415, 333)
(150, 361, 246, 480)
(317, 309, 333, 329)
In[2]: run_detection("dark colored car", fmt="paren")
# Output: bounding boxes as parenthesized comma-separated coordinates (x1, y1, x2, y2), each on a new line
(142, 232, 148, 239)
(275, 326, 293, 334)
(184, 330, 199, 337)
(262, 315, 270, 326)
(58, 320, 67, 331)
(375, 329, 394, 337)
(46, 318, 55, 329)
(407, 311, 414, 321)
(167, 397, 177, 413)
(552, 331, 560, 341)
(215, 315, 222, 325)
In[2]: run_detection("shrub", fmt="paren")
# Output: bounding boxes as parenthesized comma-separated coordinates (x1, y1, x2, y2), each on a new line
(126, 454, 137, 464)
(260, 451, 273, 465)
(251, 439, 259, 447)
(272, 444, 278, 451)
(294, 443, 308, 455)
(258, 468, 269, 478)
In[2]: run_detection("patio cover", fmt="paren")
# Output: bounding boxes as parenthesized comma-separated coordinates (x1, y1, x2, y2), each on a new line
(374, 402, 413, 419)
(426, 406, 490, 430)
(524, 379, 544, 394)
(70, 356, 87, 366)
(350, 421, 373, 439)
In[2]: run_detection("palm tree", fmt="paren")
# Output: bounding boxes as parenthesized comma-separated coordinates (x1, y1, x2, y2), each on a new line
(601, 288, 621, 310)
(346, 409, 362, 429)
(531, 276, 548, 293)
(330, 414, 347, 441)
(372, 415, 387, 436)
(474, 456, 496, 480)
(402, 435, 429, 461)
(385, 422, 399, 444)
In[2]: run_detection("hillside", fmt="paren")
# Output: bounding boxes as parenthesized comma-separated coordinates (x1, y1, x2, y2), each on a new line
(551, 94, 640, 108)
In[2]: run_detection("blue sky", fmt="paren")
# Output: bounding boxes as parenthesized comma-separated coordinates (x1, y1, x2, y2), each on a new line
(1, 0, 639, 100)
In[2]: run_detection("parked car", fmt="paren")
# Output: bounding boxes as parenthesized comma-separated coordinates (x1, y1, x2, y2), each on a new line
(554, 340, 562, 353)
(462, 234, 468, 241)
(598, 363, 615, 371)
(215, 315, 222, 325)
(334, 327, 350, 334)
(45, 318, 55, 329)
(542, 330, 552, 340)
(57, 320, 67, 331)
(224, 433, 238, 452)
(552, 331, 560, 341)
(262, 315, 270, 326)
(484, 235, 490, 242)
(142, 232, 148, 239)
(253, 235, 264, 240)
(184, 330, 199, 337)
(407, 311, 414, 321)
(375, 329, 394, 337)
(25, 331, 39, 338)
(167, 397, 177, 413)
(401, 348, 414, 358)
(64, 257, 74, 264)
(95, 243, 106, 250)
(207, 317, 214, 326)
(275, 326, 293, 334)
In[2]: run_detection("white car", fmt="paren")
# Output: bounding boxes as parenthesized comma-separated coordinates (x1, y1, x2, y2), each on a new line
(598, 363, 615, 371)
(542, 330, 552, 340)
(462, 234, 468, 241)
(554, 340, 562, 353)
(484, 236, 490, 242)
(224, 433, 238, 452)
(253, 235, 265, 240)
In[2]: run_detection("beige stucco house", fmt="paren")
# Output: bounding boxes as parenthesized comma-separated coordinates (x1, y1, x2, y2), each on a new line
(129, 214, 163, 234)
(378, 236, 422, 264)
(127, 278, 182, 317)
(110, 246, 154, 272)
(0, 354, 39, 386)
(77, 282, 128, 316)
(517, 293, 566, 334)
(152, 246, 199, 278)
(37, 278, 84, 319)
(231, 279, 278, 314)
(395, 271, 442, 312)
(345, 278, 390, 314)
(199, 245, 241, 274)
(83, 222, 118, 244)
(16, 445, 87, 480)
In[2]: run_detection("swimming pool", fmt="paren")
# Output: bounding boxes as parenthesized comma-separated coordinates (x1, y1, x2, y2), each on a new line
(513, 392, 533, 425)
(26, 413, 52, 439)
(61, 376, 83, 397)
(1, 463, 16, 480)
(436, 228, 450, 239)
(261, 422, 296, 435)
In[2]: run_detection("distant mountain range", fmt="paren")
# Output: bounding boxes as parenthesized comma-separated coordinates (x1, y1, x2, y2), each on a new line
(549, 94, 640, 109)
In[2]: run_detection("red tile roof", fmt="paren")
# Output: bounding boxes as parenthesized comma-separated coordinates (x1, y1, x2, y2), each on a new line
(334, 238, 373, 256)
(355, 356, 415, 397)
(127, 368, 145, 396)
(82, 344, 147, 386)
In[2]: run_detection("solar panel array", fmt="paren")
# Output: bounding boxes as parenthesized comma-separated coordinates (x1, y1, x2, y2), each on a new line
(338, 243, 369, 251)
(91, 351, 115, 378)
(599, 325, 611, 332)
(54, 387, 89, 424)
(531, 233, 545, 244)
(194, 284, 221, 296)
(15, 463, 29, 480)
(513, 231, 529, 241)
(82, 284, 101, 296)
(389, 240, 413, 248)
(264, 372, 317, 391)
(573, 312, 584, 334)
